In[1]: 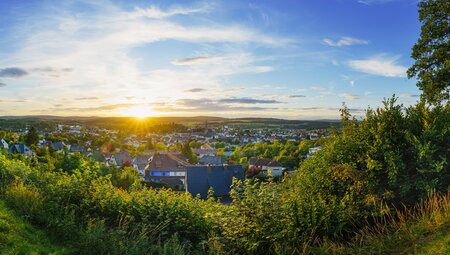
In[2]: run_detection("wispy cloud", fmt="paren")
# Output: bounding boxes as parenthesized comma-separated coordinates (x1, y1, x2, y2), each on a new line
(339, 93, 360, 100)
(50, 103, 137, 112)
(322, 36, 368, 47)
(341, 75, 356, 87)
(172, 56, 223, 65)
(156, 98, 275, 112)
(219, 97, 282, 104)
(75, 97, 99, 101)
(0, 67, 29, 78)
(357, 0, 400, 5)
(287, 95, 306, 98)
(0, 82, 6, 87)
(400, 93, 419, 98)
(129, 5, 212, 19)
(348, 55, 407, 77)
(184, 88, 207, 93)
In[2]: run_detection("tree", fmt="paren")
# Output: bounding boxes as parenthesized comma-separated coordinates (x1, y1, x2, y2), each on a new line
(182, 140, 197, 164)
(407, 0, 450, 104)
(25, 127, 39, 146)
(145, 137, 154, 150)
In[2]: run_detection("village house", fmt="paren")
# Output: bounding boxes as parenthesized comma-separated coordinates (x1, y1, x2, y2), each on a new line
(132, 154, 152, 177)
(248, 157, 284, 177)
(195, 144, 217, 157)
(198, 155, 225, 165)
(185, 164, 244, 199)
(307, 146, 322, 158)
(8, 144, 32, 156)
(110, 152, 132, 167)
(1, 139, 8, 150)
(144, 153, 190, 188)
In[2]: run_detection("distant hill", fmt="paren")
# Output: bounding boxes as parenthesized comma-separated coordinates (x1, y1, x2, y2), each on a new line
(0, 115, 341, 130)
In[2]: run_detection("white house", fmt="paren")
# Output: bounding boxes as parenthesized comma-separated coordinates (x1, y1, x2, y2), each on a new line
(1, 139, 8, 150)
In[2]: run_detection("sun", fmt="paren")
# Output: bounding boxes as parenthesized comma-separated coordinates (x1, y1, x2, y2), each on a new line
(125, 105, 154, 119)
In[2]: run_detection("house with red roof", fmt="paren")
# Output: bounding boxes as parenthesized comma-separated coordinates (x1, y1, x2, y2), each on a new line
(248, 157, 284, 177)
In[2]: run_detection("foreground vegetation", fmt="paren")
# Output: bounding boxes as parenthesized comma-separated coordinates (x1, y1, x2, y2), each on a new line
(0, 97, 448, 254)
(0, 199, 70, 254)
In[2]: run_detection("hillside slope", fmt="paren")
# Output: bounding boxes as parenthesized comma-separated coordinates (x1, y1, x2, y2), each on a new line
(0, 199, 70, 255)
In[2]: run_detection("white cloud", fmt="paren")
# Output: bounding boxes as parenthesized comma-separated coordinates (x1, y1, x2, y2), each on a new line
(0, 1, 289, 113)
(347, 55, 407, 77)
(339, 93, 360, 100)
(129, 5, 212, 19)
(341, 75, 355, 87)
(357, 0, 399, 5)
(171, 56, 224, 65)
(400, 93, 419, 98)
(322, 36, 368, 47)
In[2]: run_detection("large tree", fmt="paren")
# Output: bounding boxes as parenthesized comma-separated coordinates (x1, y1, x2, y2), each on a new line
(25, 126, 39, 146)
(407, 0, 450, 104)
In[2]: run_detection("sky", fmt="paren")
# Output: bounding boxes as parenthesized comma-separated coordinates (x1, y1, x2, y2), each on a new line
(0, 0, 423, 119)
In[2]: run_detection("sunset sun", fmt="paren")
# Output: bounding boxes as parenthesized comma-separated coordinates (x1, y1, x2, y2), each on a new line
(125, 105, 154, 119)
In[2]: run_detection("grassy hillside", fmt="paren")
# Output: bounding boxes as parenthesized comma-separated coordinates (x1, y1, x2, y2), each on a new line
(0, 199, 70, 255)
(312, 192, 450, 254)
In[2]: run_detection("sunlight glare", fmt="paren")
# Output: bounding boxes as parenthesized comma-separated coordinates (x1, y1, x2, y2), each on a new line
(125, 105, 153, 119)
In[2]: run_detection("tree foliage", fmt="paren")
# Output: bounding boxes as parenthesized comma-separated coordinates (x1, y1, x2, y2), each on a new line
(25, 127, 39, 146)
(407, 0, 450, 104)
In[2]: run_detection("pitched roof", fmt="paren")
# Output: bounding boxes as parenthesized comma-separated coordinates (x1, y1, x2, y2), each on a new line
(133, 154, 152, 165)
(69, 145, 85, 152)
(249, 157, 281, 167)
(195, 148, 218, 155)
(52, 141, 67, 150)
(146, 153, 189, 171)
(8, 144, 32, 155)
(1, 139, 8, 149)
(186, 165, 244, 199)
(198, 155, 225, 165)
(200, 144, 215, 150)
(113, 152, 132, 166)
(267, 160, 282, 167)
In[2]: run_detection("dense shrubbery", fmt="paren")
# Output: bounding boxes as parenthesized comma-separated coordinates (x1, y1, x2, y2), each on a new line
(204, 98, 449, 254)
(0, 153, 214, 254)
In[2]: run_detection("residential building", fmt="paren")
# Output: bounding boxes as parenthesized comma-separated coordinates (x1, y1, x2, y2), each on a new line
(185, 164, 244, 199)
(8, 144, 32, 156)
(132, 154, 152, 177)
(111, 152, 132, 167)
(0, 139, 8, 150)
(144, 153, 190, 187)
(195, 144, 217, 157)
(248, 157, 284, 177)
(198, 155, 225, 165)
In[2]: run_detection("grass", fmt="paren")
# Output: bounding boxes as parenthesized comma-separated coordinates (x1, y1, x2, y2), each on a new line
(0, 184, 448, 255)
(311, 192, 450, 255)
(0, 199, 70, 255)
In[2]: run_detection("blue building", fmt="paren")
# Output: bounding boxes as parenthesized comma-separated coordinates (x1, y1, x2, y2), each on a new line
(8, 144, 32, 156)
(185, 165, 245, 199)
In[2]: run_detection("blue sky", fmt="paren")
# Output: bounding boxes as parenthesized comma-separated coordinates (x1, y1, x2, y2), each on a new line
(0, 0, 422, 119)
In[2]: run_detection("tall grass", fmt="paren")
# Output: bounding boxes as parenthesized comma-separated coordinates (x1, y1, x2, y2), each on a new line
(312, 191, 450, 254)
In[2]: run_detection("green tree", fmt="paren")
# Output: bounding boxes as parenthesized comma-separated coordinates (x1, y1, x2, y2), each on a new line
(25, 127, 39, 146)
(407, 0, 450, 104)
(154, 142, 167, 151)
(145, 137, 154, 150)
(182, 140, 197, 164)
